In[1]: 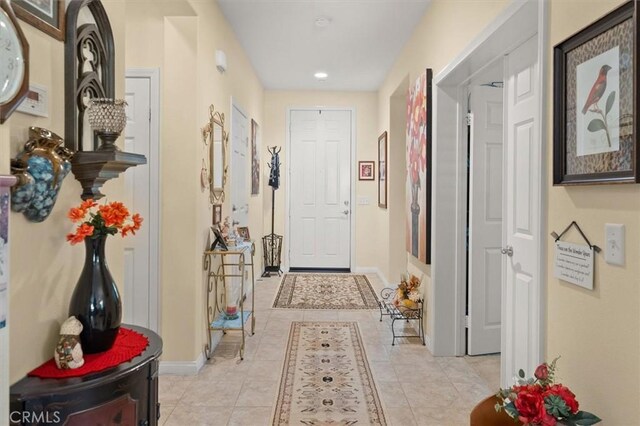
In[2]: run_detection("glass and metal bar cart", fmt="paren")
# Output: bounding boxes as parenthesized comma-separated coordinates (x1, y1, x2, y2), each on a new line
(203, 241, 256, 360)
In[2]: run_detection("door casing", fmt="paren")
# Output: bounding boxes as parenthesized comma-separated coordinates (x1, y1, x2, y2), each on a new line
(285, 107, 357, 272)
(230, 98, 250, 226)
(430, 0, 548, 387)
(124, 68, 161, 334)
(467, 76, 505, 356)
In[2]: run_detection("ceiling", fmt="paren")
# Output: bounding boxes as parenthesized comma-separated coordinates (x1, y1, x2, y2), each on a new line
(217, 0, 431, 91)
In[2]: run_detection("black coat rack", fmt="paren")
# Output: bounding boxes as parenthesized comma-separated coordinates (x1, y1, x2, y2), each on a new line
(262, 146, 283, 277)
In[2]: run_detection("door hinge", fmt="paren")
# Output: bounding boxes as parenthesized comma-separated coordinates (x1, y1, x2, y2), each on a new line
(465, 315, 470, 328)
(465, 113, 472, 126)
(149, 109, 152, 123)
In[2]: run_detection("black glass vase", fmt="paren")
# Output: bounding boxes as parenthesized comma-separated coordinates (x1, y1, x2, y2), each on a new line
(68, 236, 122, 353)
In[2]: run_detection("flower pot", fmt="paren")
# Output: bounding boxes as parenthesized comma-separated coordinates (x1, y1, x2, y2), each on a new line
(68, 236, 122, 353)
(470, 395, 520, 426)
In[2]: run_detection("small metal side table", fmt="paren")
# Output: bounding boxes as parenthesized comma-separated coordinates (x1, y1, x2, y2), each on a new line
(203, 241, 256, 360)
(378, 287, 425, 346)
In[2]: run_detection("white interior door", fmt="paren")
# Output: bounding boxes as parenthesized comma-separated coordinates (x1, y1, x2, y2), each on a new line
(502, 35, 542, 384)
(468, 82, 504, 355)
(231, 104, 249, 226)
(289, 109, 351, 269)
(124, 74, 158, 332)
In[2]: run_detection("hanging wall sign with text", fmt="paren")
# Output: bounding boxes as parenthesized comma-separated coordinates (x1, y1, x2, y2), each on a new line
(554, 241, 595, 290)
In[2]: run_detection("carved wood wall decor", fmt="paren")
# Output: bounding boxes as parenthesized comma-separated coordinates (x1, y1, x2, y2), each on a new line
(64, 0, 145, 200)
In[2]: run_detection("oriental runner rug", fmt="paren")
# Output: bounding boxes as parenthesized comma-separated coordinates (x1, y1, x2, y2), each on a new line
(272, 274, 379, 310)
(272, 321, 387, 425)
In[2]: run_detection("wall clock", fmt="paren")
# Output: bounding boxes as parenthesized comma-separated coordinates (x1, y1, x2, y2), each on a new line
(0, 0, 29, 124)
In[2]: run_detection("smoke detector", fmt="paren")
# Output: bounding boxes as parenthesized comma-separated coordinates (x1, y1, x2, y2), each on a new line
(314, 16, 332, 28)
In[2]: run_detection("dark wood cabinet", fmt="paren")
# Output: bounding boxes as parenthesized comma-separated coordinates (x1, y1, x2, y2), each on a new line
(9, 325, 162, 426)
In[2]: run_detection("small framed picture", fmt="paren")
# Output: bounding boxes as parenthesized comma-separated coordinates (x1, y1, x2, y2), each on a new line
(13, 0, 65, 41)
(358, 161, 375, 181)
(212, 204, 222, 225)
(553, 1, 639, 184)
(210, 226, 228, 251)
(237, 226, 250, 241)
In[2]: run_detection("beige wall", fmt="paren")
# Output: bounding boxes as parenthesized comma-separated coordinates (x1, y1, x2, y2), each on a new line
(2, 0, 266, 384)
(5, 1, 640, 420)
(379, 0, 640, 419)
(262, 91, 382, 272)
(378, 0, 509, 339)
(125, 0, 265, 363)
(4, 2, 127, 383)
(546, 0, 640, 422)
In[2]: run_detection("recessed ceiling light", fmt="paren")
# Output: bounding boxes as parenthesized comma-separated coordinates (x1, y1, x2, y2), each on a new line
(315, 17, 331, 28)
(314, 72, 328, 81)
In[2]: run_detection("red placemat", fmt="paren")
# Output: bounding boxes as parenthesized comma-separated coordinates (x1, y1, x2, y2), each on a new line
(28, 327, 149, 379)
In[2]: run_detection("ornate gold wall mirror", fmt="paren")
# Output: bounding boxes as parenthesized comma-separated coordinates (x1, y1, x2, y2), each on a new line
(205, 105, 228, 203)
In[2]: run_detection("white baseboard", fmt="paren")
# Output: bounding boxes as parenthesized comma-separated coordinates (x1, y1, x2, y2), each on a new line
(159, 351, 206, 376)
(158, 331, 228, 376)
(353, 267, 390, 288)
(424, 334, 433, 353)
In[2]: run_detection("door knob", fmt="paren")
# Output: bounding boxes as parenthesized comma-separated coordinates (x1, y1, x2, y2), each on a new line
(501, 246, 514, 257)
(342, 209, 349, 215)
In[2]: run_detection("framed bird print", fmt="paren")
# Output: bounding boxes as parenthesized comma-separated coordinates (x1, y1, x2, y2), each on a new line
(553, 1, 639, 184)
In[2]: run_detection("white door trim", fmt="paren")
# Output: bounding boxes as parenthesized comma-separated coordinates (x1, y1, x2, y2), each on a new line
(430, 0, 547, 370)
(230, 98, 250, 225)
(125, 68, 161, 334)
(285, 106, 356, 272)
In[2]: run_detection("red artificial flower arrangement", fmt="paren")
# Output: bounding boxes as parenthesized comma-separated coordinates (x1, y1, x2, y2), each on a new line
(66, 199, 143, 244)
(495, 358, 601, 426)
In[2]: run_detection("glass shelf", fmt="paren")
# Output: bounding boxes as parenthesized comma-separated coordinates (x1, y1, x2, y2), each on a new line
(210, 311, 252, 331)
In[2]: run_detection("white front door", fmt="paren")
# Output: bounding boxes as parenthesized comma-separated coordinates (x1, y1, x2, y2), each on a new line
(289, 109, 351, 269)
(231, 104, 249, 226)
(502, 35, 542, 384)
(468, 83, 504, 355)
(124, 74, 158, 332)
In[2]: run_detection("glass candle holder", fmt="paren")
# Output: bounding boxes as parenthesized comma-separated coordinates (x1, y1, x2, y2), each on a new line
(225, 305, 238, 320)
(87, 98, 127, 151)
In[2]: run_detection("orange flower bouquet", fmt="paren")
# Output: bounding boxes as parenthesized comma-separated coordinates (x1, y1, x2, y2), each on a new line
(66, 199, 143, 244)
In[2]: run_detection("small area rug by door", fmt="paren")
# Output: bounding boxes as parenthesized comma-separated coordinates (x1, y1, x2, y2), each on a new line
(272, 321, 387, 425)
(272, 274, 379, 309)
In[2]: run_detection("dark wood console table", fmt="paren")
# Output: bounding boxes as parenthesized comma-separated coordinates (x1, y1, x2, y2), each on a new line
(9, 325, 162, 426)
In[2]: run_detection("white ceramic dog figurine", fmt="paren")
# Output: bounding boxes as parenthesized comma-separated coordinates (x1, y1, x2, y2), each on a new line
(54, 316, 85, 370)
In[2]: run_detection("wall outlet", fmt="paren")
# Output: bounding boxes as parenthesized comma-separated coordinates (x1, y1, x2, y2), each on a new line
(16, 83, 49, 118)
(604, 223, 625, 266)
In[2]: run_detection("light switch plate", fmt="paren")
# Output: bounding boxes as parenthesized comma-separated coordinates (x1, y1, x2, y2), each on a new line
(357, 196, 370, 205)
(604, 223, 625, 266)
(16, 83, 49, 118)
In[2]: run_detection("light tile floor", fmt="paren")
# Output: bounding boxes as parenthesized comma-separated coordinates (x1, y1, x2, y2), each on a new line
(159, 274, 500, 425)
